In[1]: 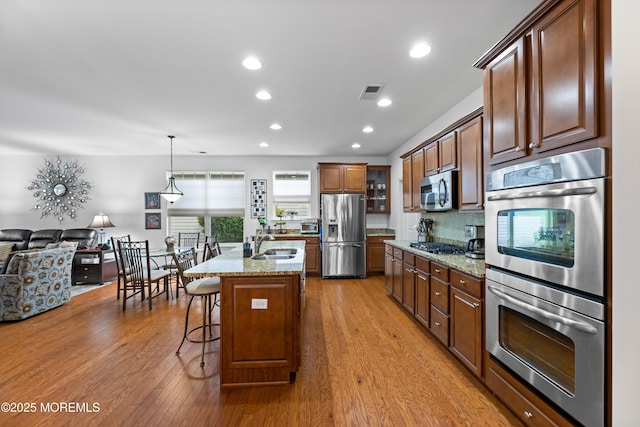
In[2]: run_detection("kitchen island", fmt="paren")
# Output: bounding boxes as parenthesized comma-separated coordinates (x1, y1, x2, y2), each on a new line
(185, 240, 305, 387)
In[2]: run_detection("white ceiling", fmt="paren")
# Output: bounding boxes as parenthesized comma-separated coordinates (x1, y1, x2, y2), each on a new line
(0, 0, 540, 157)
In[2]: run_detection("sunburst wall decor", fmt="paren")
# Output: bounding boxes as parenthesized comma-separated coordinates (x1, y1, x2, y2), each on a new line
(27, 156, 92, 222)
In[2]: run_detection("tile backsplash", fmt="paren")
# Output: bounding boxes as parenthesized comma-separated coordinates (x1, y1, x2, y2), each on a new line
(421, 211, 485, 243)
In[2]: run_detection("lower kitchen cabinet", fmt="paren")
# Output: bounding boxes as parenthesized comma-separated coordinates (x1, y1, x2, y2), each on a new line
(366, 235, 394, 274)
(385, 245, 485, 380)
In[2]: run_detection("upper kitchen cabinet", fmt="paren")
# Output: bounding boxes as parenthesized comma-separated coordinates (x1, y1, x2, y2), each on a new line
(476, 0, 601, 168)
(402, 149, 424, 212)
(424, 130, 457, 176)
(458, 115, 484, 211)
(318, 163, 367, 193)
(366, 165, 390, 214)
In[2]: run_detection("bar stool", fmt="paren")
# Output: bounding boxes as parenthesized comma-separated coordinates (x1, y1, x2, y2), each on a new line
(172, 248, 220, 367)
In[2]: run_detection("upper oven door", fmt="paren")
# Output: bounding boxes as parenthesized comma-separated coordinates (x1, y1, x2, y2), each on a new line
(485, 177, 605, 297)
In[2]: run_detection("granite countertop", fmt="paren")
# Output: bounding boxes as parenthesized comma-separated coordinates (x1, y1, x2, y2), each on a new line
(366, 228, 396, 237)
(184, 240, 306, 278)
(385, 240, 486, 278)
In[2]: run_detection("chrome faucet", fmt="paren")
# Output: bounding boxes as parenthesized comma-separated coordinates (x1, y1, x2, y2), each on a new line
(255, 230, 275, 254)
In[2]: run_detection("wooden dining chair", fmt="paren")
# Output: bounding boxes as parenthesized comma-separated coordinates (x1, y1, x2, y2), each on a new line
(110, 234, 131, 300)
(172, 248, 220, 367)
(117, 240, 171, 311)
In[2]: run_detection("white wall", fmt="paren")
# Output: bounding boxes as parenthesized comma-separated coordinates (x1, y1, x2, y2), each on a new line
(611, 0, 640, 424)
(0, 154, 387, 248)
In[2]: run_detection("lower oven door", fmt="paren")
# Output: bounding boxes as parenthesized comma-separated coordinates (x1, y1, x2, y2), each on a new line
(485, 269, 605, 427)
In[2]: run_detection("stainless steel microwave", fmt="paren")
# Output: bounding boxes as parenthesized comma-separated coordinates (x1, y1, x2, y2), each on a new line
(420, 170, 457, 211)
(300, 218, 319, 234)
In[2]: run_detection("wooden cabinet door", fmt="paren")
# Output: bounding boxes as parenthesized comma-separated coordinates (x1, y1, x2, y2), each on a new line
(402, 262, 415, 314)
(410, 150, 424, 210)
(319, 164, 343, 193)
(450, 286, 483, 377)
(484, 37, 528, 166)
(438, 131, 457, 172)
(343, 164, 366, 192)
(402, 156, 413, 212)
(530, 0, 597, 153)
(384, 253, 393, 293)
(366, 238, 387, 274)
(414, 267, 429, 328)
(392, 257, 403, 302)
(305, 242, 320, 275)
(424, 142, 439, 176)
(458, 115, 484, 211)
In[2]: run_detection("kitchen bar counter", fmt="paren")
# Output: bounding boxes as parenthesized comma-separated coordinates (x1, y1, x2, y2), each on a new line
(184, 240, 306, 278)
(385, 240, 485, 278)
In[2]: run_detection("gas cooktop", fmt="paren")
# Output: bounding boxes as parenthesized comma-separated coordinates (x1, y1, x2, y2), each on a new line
(409, 242, 466, 255)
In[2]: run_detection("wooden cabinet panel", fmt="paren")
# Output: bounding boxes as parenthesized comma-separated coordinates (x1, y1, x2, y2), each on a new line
(430, 262, 449, 283)
(450, 287, 483, 377)
(392, 257, 403, 302)
(366, 165, 391, 214)
(384, 253, 393, 293)
(424, 142, 439, 176)
(402, 156, 413, 212)
(458, 115, 484, 211)
(439, 131, 457, 172)
(430, 306, 449, 346)
(530, 0, 597, 153)
(220, 275, 299, 386)
(410, 150, 424, 210)
(367, 236, 393, 274)
(318, 163, 366, 193)
(414, 265, 430, 328)
(450, 270, 482, 299)
(483, 38, 528, 166)
(430, 278, 449, 314)
(402, 261, 415, 314)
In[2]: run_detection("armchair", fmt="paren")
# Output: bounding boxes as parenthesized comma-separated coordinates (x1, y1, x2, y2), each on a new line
(0, 246, 77, 321)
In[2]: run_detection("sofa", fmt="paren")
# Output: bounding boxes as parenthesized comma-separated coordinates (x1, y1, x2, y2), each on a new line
(0, 245, 77, 321)
(0, 228, 97, 271)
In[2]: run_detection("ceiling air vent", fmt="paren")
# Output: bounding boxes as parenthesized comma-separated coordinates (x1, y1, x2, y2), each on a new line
(360, 84, 384, 100)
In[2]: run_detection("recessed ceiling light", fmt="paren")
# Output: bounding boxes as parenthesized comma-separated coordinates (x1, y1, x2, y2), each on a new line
(259, 142, 269, 147)
(377, 98, 392, 107)
(256, 90, 271, 100)
(410, 43, 432, 58)
(362, 126, 374, 133)
(352, 143, 361, 149)
(242, 56, 262, 70)
(270, 123, 282, 130)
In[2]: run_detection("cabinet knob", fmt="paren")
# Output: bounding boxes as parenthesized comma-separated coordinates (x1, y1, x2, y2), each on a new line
(435, 268, 441, 273)
(435, 291, 441, 296)
(528, 142, 539, 149)
(459, 279, 466, 285)
(473, 303, 480, 308)
(515, 146, 522, 152)
(434, 321, 441, 327)
(523, 411, 533, 418)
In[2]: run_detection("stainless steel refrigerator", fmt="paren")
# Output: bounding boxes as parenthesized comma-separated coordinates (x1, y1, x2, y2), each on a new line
(321, 193, 366, 278)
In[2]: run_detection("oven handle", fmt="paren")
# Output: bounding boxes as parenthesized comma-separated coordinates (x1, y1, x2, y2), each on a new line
(487, 285, 598, 334)
(487, 187, 597, 201)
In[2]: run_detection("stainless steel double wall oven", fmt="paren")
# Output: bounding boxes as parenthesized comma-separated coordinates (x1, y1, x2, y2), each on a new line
(484, 148, 607, 427)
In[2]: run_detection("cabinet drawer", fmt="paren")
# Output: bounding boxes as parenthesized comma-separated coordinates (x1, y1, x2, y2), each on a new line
(393, 247, 403, 259)
(368, 236, 390, 244)
(431, 278, 449, 313)
(385, 244, 393, 255)
(430, 306, 449, 346)
(430, 262, 449, 282)
(450, 270, 482, 299)
(486, 362, 565, 427)
(415, 256, 430, 273)
(403, 252, 415, 266)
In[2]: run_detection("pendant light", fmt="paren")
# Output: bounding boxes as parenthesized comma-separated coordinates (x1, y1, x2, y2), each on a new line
(159, 135, 183, 203)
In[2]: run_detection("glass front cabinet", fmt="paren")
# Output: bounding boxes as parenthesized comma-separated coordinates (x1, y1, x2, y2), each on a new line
(366, 165, 390, 214)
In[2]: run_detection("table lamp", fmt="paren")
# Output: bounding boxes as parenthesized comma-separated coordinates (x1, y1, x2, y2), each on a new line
(87, 212, 116, 249)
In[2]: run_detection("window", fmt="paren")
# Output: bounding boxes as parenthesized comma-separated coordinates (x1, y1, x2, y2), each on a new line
(272, 171, 311, 217)
(167, 171, 245, 243)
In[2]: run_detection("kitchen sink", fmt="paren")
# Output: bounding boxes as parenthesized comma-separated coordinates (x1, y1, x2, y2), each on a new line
(251, 253, 296, 260)
(263, 248, 297, 256)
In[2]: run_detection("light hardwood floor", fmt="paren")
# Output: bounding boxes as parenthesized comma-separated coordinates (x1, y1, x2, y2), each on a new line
(0, 275, 522, 426)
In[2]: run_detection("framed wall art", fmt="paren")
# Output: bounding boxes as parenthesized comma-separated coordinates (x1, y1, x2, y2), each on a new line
(250, 179, 267, 218)
(145, 212, 161, 230)
(145, 192, 161, 209)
